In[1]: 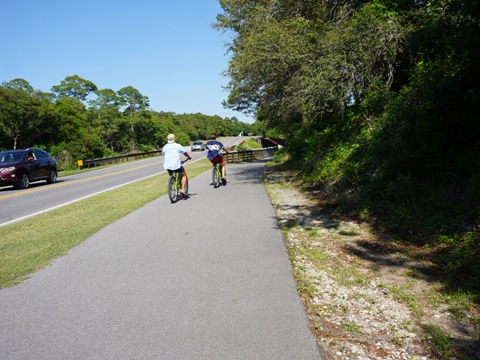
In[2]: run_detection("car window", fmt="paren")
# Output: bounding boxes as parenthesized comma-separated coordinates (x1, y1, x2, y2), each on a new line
(0, 152, 23, 162)
(33, 150, 49, 160)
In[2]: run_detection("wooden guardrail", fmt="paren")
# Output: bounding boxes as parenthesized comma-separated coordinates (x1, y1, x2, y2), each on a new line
(82, 146, 278, 168)
(224, 147, 278, 163)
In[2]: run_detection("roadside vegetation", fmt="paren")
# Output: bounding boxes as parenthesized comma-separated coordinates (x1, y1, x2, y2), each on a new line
(0, 76, 254, 170)
(236, 137, 263, 151)
(216, 0, 480, 291)
(265, 160, 480, 359)
(216, 1, 479, 358)
(0, 159, 212, 288)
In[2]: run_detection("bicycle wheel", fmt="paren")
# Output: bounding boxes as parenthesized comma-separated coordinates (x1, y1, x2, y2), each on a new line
(212, 165, 220, 188)
(168, 175, 178, 203)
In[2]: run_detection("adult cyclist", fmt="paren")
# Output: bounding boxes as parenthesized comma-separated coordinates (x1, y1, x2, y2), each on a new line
(162, 133, 192, 197)
(206, 133, 228, 185)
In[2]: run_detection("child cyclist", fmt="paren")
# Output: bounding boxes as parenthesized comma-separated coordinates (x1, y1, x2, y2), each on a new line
(205, 133, 228, 185)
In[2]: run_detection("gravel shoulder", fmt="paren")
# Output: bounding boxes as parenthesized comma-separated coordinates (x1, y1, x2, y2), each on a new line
(263, 166, 479, 360)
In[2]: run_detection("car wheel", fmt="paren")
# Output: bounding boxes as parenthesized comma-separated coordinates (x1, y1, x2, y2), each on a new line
(46, 169, 57, 184)
(15, 173, 30, 189)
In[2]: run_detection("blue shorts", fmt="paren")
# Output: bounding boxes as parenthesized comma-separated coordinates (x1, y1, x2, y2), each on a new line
(167, 166, 185, 176)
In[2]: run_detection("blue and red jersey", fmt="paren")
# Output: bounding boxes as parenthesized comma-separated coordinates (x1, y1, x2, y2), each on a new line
(205, 140, 224, 161)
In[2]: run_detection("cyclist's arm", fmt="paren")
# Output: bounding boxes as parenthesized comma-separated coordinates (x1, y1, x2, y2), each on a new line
(183, 151, 192, 160)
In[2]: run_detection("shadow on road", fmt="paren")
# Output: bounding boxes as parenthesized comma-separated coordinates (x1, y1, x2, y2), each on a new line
(229, 159, 270, 185)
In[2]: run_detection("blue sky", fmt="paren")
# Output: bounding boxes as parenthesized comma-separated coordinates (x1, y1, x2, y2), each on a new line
(1, 0, 253, 123)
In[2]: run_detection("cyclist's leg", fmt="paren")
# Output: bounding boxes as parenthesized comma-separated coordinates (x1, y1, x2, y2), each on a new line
(218, 156, 227, 184)
(180, 170, 188, 195)
(220, 157, 226, 178)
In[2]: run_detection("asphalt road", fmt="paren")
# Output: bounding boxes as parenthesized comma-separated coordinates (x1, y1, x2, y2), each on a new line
(0, 137, 241, 227)
(0, 160, 322, 359)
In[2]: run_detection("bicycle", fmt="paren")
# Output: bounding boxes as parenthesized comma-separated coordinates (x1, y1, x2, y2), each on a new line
(211, 150, 228, 188)
(212, 161, 222, 188)
(167, 159, 189, 203)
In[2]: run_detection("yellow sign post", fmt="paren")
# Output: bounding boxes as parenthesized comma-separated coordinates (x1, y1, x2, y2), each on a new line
(77, 159, 83, 169)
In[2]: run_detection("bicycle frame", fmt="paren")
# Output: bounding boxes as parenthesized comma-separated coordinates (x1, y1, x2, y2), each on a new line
(167, 159, 189, 203)
(212, 162, 222, 188)
(173, 172, 182, 190)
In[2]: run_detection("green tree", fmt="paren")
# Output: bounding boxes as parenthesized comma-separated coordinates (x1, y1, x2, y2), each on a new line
(87, 88, 122, 151)
(216, 1, 404, 133)
(89, 88, 120, 110)
(0, 86, 36, 149)
(2, 78, 34, 93)
(0, 73, 255, 159)
(117, 86, 149, 117)
(0, 79, 59, 150)
(117, 86, 150, 151)
(51, 74, 98, 101)
(53, 97, 88, 143)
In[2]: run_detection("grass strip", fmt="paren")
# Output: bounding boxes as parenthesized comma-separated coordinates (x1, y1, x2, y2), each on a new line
(0, 159, 212, 288)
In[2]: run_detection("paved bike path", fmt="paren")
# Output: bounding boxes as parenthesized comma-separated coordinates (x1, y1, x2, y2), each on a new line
(0, 161, 322, 359)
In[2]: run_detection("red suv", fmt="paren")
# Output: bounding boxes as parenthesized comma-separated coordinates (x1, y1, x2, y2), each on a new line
(0, 148, 58, 189)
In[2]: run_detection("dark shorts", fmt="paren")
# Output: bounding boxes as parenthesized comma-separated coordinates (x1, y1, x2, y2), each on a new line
(210, 155, 224, 165)
(167, 166, 185, 176)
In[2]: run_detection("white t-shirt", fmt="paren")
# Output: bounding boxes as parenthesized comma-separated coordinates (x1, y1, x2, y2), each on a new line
(162, 142, 185, 170)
